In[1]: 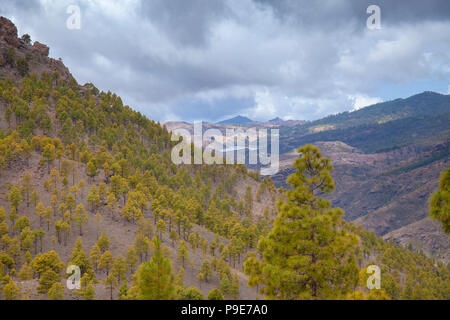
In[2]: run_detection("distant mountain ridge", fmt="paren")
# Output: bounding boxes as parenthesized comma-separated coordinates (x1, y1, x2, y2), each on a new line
(217, 115, 253, 124)
(311, 91, 450, 130)
(279, 91, 450, 154)
(269, 117, 283, 122)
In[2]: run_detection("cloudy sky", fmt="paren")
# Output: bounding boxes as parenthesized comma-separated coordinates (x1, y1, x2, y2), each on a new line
(2, 0, 450, 122)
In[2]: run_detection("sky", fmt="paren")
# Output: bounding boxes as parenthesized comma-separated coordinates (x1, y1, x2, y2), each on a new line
(1, 0, 450, 122)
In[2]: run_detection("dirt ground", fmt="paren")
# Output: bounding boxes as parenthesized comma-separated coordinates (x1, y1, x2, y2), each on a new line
(0, 150, 278, 300)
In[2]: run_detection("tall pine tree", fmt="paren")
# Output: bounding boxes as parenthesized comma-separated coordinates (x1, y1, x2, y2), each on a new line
(429, 168, 450, 234)
(131, 237, 175, 300)
(245, 144, 359, 299)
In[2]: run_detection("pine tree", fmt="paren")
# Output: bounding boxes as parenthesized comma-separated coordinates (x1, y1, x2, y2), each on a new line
(20, 173, 33, 207)
(31, 250, 64, 278)
(35, 201, 45, 227)
(18, 262, 33, 281)
(177, 240, 188, 267)
(220, 272, 232, 296)
(97, 231, 110, 252)
(50, 195, 58, 217)
(90, 244, 101, 271)
(54, 220, 70, 246)
(13, 216, 30, 233)
(0, 220, 8, 238)
(131, 237, 175, 300)
(244, 185, 253, 214)
(170, 229, 179, 247)
(65, 193, 75, 214)
(175, 265, 185, 288)
(118, 282, 129, 300)
(105, 273, 118, 300)
(180, 286, 204, 300)
(98, 251, 113, 275)
(3, 279, 21, 300)
(199, 259, 212, 283)
(43, 206, 53, 231)
(231, 273, 240, 299)
(42, 143, 56, 173)
(30, 190, 40, 208)
(48, 283, 65, 300)
(8, 185, 22, 214)
(87, 185, 100, 212)
(83, 282, 96, 300)
(73, 204, 88, 236)
(112, 254, 127, 284)
(86, 160, 98, 182)
(94, 213, 102, 239)
(134, 233, 150, 262)
(245, 145, 359, 300)
(37, 269, 61, 294)
(125, 246, 138, 275)
(156, 219, 166, 240)
(71, 237, 92, 276)
(207, 289, 224, 300)
(429, 168, 450, 234)
(8, 208, 18, 230)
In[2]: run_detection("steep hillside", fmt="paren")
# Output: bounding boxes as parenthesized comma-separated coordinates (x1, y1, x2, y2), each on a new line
(0, 17, 280, 300)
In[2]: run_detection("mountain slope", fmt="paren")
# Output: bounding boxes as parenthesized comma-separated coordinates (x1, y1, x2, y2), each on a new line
(0, 17, 280, 300)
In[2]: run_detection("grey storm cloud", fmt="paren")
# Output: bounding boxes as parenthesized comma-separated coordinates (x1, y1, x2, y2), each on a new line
(0, 0, 42, 12)
(1, 0, 450, 122)
(139, 0, 230, 47)
(256, 0, 450, 27)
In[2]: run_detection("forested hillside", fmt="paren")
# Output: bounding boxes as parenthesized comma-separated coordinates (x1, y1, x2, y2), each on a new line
(0, 17, 449, 300)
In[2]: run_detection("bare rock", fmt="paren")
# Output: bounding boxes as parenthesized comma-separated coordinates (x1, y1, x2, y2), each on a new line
(32, 41, 50, 57)
(0, 16, 20, 47)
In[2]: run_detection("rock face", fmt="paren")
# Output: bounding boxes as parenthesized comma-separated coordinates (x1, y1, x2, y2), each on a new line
(0, 15, 74, 81)
(0, 16, 20, 47)
(32, 41, 49, 57)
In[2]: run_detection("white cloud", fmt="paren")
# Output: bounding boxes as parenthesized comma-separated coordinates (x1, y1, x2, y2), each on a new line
(348, 94, 383, 111)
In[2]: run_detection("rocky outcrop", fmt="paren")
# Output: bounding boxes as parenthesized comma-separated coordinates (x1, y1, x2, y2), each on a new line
(0, 16, 20, 47)
(0, 16, 74, 82)
(32, 41, 49, 57)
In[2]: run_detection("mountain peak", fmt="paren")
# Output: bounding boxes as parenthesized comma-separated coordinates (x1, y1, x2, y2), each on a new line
(412, 91, 444, 98)
(217, 115, 253, 124)
(269, 117, 283, 122)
